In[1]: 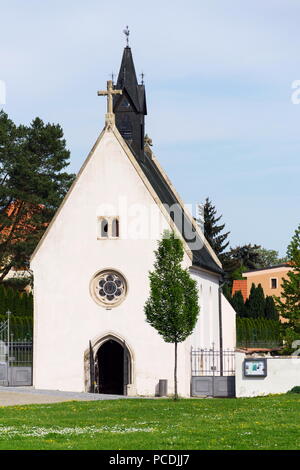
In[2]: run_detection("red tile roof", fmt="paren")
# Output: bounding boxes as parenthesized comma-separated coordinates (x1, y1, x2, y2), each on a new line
(232, 279, 248, 301)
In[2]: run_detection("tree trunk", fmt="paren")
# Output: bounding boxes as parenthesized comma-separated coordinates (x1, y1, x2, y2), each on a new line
(174, 341, 178, 400)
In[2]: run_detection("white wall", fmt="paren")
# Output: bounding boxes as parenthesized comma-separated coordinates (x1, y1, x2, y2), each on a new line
(190, 271, 236, 351)
(190, 269, 220, 350)
(31, 129, 194, 397)
(236, 352, 300, 397)
(221, 295, 236, 350)
(31, 127, 236, 397)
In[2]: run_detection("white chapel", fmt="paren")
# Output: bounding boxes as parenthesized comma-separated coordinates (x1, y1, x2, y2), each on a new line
(30, 44, 236, 397)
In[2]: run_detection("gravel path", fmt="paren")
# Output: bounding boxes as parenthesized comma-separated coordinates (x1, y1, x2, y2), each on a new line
(0, 386, 131, 406)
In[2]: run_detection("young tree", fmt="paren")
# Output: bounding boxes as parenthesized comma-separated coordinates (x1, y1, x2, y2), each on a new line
(144, 230, 199, 399)
(203, 197, 230, 260)
(0, 111, 75, 281)
(275, 224, 300, 351)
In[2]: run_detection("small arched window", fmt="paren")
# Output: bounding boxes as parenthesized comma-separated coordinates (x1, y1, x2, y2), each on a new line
(98, 217, 120, 239)
(100, 218, 108, 238)
(112, 218, 119, 238)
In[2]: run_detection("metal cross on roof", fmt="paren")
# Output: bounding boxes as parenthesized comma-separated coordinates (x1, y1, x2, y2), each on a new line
(97, 80, 122, 114)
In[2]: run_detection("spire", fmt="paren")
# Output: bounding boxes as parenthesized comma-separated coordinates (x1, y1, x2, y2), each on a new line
(115, 46, 141, 113)
(113, 42, 147, 159)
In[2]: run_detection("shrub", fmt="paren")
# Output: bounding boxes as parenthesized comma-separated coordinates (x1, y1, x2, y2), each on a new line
(287, 386, 300, 394)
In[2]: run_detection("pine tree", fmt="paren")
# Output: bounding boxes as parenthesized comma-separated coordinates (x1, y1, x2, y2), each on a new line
(203, 198, 230, 260)
(223, 244, 262, 273)
(144, 230, 199, 399)
(0, 111, 75, 282)
(275, 223, 300, 351)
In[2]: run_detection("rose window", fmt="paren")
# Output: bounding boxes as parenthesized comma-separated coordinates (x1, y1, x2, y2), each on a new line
(90, 270, 127, 307)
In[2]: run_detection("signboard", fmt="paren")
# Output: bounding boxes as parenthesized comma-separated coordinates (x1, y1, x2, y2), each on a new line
(244, 358, 267, 377)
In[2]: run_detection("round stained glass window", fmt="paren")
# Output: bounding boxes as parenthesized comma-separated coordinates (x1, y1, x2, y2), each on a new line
(90, 270, 127, 307)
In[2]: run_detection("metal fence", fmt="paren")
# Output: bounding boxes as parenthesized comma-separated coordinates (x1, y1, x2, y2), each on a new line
(191, 346, 236, 397)
(0, 313, 32, 386)
(191, 346, 235, 377)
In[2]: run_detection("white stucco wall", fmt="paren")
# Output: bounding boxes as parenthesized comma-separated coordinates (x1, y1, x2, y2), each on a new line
(235, 352, 300, 397)
(221, 295, 236, 350)
(190, 270, 220, 350)
(190, 271, 236, 351)
(31, 128, 235, 397)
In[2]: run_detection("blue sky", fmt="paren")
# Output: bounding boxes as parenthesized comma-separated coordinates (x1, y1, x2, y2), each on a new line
(1, 0, 300, 256)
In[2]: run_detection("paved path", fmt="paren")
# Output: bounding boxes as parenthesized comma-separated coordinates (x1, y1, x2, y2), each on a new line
(0, 386, 129, 406)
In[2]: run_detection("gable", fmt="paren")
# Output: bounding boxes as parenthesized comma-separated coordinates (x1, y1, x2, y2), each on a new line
(30, 127, 192, 265)
(31, 123, 223, 277)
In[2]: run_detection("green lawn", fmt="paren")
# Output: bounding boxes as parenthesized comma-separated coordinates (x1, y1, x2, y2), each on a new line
(0, 395, 299, 450)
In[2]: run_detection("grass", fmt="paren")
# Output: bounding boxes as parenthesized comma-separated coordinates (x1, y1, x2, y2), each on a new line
(0, 395, 299, 450)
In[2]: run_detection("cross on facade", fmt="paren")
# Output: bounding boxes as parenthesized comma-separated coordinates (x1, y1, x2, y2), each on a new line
(97, 80, 122, 114)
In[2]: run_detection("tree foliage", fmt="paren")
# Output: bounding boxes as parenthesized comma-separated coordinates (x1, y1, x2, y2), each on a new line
(0, 283, 33, 317)
(265, 295, 279, 321)
(0, 284, 33, 340)
(255, 247, 288, 268)
(223, 244, 262, 274)
(247, 283, 265, 319)
(202, 197, 230, 260)
(144, 231, 199, 398)
(231, 290, 246, 317)
(231, 283, 279, 322)
(0, 111, 75, 281)
(275, 223, 300, 352)
(236, 317, 281, 348)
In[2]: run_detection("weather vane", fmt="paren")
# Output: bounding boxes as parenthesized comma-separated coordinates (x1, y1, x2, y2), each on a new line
(123, 25, 130, 46)
(140, 72, 145, 85)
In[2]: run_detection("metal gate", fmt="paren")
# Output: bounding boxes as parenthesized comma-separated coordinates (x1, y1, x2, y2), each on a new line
(0, 316, 32, 387)
(191, 345, 235, 397)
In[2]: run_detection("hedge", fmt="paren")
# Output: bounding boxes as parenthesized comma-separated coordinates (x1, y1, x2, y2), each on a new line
(236, 317, 281, 348)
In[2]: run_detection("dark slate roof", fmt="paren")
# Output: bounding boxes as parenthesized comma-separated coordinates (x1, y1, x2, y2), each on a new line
(133, 147, 224, 275)
(114, 47, 223, 276)
(116, 47, 146, 114)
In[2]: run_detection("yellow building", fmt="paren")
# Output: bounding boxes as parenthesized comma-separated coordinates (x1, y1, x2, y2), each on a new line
(242, 264, 291, 299)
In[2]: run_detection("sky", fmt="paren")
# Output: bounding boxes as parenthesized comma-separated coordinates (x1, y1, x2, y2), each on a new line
(1, 0, 300, 256)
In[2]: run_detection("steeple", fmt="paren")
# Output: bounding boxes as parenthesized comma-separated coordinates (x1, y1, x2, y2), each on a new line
(113, 46, 147, 159)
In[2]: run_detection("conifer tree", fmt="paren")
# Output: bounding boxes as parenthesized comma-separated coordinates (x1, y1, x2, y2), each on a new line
(265, 295, 279, 321)
(222, 283, 232, 303)
(246, 283, 265, 318)
(203, 197, 230, 260)
(144, 230, 199, 399)
(0, 111, 75, 282)
(223, 244, 262, 273)
(231, 290, 246, 317)
(275, 224, 300, 350)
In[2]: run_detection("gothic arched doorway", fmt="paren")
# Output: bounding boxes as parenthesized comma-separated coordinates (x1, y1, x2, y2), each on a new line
(95, 339, 131, 395)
